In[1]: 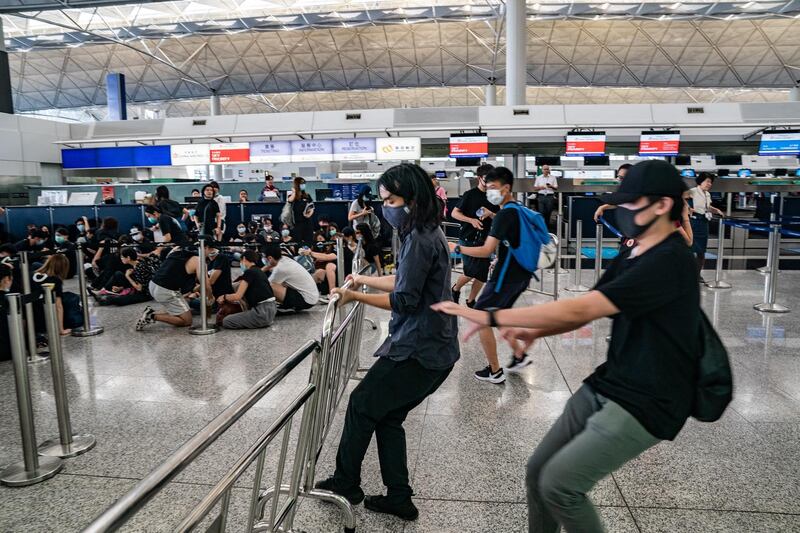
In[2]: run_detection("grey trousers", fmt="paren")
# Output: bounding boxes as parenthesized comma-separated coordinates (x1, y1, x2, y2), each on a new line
(527, 384, 661, 533)
(222, 300, 277, 330)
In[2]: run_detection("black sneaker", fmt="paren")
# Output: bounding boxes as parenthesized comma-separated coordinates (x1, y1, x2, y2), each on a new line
(364, 495, 419, 521)
(135, 306, 155, 331)
(474, 365, 505, 384)
(505, 353, 532, 373)
(451, 286, 460, 304)
(314, 477, 365, 505)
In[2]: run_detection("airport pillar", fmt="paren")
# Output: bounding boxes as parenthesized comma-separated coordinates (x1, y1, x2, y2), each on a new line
(106, 73, 127, 120)
(505, 0, 527, 106)
(789, 86, 800, 102)
(0, 19, 14, 114)
(209, 92, 222, 181)
(484, 78, 497, 106)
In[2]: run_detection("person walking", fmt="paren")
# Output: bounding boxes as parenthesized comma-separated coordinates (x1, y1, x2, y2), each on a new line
(688, 172, 724, 282)
(314, 163, 459, 522)
(433, 160, 703, 533)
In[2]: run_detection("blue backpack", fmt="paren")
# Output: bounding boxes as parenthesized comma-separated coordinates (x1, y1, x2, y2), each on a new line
(494, 202, 552, 293)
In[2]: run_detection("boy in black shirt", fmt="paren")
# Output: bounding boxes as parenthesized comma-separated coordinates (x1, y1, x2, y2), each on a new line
(218, 251, 276, 329)
(434, 160, 700, 533)
(453, 167, 533, 384)
(450, 163, 498, 306)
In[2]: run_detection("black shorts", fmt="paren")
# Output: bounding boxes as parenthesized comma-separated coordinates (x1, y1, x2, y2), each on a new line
(280, 287, 314, 312)
(474, 279, 530, 310)
(462, 255, 491, 283)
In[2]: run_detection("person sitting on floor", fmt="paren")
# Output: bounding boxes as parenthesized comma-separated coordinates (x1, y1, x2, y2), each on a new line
(99, 243, 161, 307)
(262, 242, 319, 312)
(217, 251, 277, 329)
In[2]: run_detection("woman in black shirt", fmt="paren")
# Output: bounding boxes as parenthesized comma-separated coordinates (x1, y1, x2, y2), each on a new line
(355, 222, 382, 275)
(218, 251, 276, 329)
(193, 184, 221, 238)
(288, 177, 314, 246)
(314, 163, 459, 522)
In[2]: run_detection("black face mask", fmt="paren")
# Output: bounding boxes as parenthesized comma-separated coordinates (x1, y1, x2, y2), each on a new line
(615, 201, 657, 238)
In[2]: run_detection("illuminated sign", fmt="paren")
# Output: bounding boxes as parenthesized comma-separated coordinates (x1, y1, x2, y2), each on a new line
(209, 143, 250, 164)
(171, 144, 210, 166)
(450, 134, 488, 158)
(290, 139, 333, 162)
(639, 132, 680, 156)
(249, 141, 292, 163)
(333, 138, 377, 161)
(375, 137, 421, 161)
(565, 133, 606, 157)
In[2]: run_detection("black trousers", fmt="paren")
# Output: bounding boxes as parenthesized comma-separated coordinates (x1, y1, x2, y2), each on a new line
(103, 270, 132, 291)
(537, 195, 556, 230)
(334, 357, 452, 501)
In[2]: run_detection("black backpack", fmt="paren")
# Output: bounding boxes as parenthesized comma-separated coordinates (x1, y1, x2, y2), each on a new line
(692, 310, 733, 422)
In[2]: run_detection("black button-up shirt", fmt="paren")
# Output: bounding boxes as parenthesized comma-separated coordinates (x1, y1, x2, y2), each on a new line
(374, 225, 460, 370)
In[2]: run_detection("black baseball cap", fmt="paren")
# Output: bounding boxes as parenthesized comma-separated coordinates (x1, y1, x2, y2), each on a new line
(600, 160, 687, 205)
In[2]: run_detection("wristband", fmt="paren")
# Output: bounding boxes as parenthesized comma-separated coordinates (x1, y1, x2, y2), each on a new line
(486, 307, 500, 328)
(454, 244, 462, 255)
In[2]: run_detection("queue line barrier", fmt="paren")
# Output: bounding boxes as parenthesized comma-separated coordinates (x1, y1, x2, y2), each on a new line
(83, 265, 375, 533)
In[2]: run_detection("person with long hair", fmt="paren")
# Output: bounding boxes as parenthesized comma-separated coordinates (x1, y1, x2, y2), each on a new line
(32, 253, 82, 338)
(348, 185, 382, 238)
(287, 177, 314, 246)
(314, 163, 459, 522)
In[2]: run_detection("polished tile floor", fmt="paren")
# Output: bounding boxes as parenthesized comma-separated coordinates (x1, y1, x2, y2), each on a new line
(1, 270, 799, 532)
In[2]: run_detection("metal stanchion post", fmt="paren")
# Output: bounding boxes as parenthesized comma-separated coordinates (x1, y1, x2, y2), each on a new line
(1, 294, 63, 486)
(566, 219, 590, 292)
(754, 223, 790, 313)
(189, 237, 219, 335)
(38, 284, 96, 458)
(19, 252, 47, 362)
(335, 237, 345, 287)
(757, 194, 779, 274)
(71, 247, 104, 337)
(707, 218, 732, 290)
(594, 223, 603, 285)
(552, 213, 562, 300)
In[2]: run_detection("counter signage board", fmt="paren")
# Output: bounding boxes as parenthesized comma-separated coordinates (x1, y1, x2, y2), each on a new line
(565, 133, 606, 156)
(759, 131, 800, 156)
(249, 141, 292, 163)
(375, 137, 421, 161)
(291, 139, 333, 162)
(171, 144, 210, 166)
(449, 134, 488, 158)
(639, 132, 680, 156)
(210, 143, 250, 164)
(333, 138, 377, 161)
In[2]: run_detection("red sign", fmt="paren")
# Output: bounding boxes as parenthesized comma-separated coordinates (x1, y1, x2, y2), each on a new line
(209, 143, 250, 164)
(450, 135, 488, 157)
(565, 134, 606, 156)
(639, 133, 680, 156)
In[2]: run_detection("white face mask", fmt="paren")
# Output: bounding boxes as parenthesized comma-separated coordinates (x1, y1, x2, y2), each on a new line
(132, 233, 143, 242)
(486, 189, 504, 206)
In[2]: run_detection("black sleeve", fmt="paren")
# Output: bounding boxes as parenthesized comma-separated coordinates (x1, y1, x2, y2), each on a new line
(455, 190, 470, 212)
(488, 209, 513, 241)
(596, 248, 690, 318)
(241, 268, 257, 286)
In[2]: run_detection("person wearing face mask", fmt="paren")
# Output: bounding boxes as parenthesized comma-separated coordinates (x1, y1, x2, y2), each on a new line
(98, 244, 161, 307)
(259, 218, 280, 242)
(355, 223, 382, 275)
(349, 185, 382, 238)
(278, 225, 298, 257)
(262, 242, 319, 312)
(193, 184, 222, 240)
(145, 205, 189, 252)
(451, 167, 534, 383)
(288, 177, 314, 246)
(433, 160, 701, 533)
(216, 251, 276, 329)
(15, 229, 48, 255)
(315, 163, 458, 522)
(53, 227, 77, 278)
(593, 163, 633, 222)
(688, 172, 724, 283)
(450, 163, 498, 307)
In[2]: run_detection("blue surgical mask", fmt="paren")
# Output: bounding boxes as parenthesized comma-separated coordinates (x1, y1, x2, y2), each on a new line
(240, 264, 247, 273)
(329, 229, 337, 237)
(281, 229, 290, 238)
(299, 184, 306, 191)
(55, 235, 66, 244)
(234, 252, 242, 261)
(188, 209, 196, 217)
(147, 216, 157, 224)
(237, 227, 246, 235)
(76, 224, 85, 233)
(382, 205, 410, 230)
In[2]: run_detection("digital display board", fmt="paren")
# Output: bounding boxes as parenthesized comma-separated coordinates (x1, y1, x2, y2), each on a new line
(62, 145, 172, 169)
(565, 132, 606, 156)
(737, 169, 753, 178)
(209, 143, 250, 164)
(171, 144, 210, 166)
(680, 169, 696, 178)
(250, 141, 292, 163)
(639, 132, 680, 156)
(759, 131, 800, 156)
(333, 138, 377, 161)
(449, 134, 488, 158)
(375, 137, 421, 161)
(291, 139, 333, 162)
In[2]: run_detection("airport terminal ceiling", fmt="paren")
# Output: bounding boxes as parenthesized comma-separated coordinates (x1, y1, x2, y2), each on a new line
(2, 0, 800, 118)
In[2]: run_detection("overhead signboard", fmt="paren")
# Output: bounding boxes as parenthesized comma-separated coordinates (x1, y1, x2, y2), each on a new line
(209, 143, 250, 164)
(291, 139, 333, 162)
(171, 144, 210, 166)
(449, 134, 488, 158)
(250, 141, 292, 163)
(375, 137, 422, 161)
(639, 132, 680, 156)
(759, 131, 800, 156)
(62, 145, 172, 169)
(565, 132, 606, 156)
(333, 138, 377, 161)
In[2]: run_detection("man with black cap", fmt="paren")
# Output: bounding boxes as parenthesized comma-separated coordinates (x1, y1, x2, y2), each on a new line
(433, 160, 701, 533)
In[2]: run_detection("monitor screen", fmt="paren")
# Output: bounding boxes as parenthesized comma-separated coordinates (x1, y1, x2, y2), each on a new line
(715, 154, 743, 166)
(675, 154, 691, 166)
(434, 170, 447, 179)
(639, 132, 680, 156)
(737, 168, 752, 178)
(565, 132, 606, 156)
(583, 155, 610, 166)
(717, 169, 730, 177)
(455, 157, 481, 167)
(760, 130, 800, 156)
(774, 168, 788, 177)
(536, 156, 562, 166)
(450, 134, 488, 158)
(680, 169, 696, 178)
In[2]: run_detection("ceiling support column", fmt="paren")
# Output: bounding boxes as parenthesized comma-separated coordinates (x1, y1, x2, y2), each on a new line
(0, 19, 14, 114)
(505, 0, 527, 106)
(209, 92, 221, 181)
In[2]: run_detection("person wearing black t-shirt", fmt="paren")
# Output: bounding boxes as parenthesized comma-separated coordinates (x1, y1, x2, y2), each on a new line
(218, 251, 276, 329)
(450, 163, 498, 306)
(145, 205, 189, 251)
(434, 160, 701, 533)
(136, 250, 207, 330)
(453, 167, 533, 384)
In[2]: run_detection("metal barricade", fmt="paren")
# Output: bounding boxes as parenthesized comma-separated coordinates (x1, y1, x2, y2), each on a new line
(72, 246, 104, 337)
(19, 251, 47, 362)
(188, 237, 218, 335)
(566, 219, 590, 293)
(754, 222, 790, 313)
(0, 293, 64, 486)
(706, 218, 732, 290)
(38, 284, 96, 458)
